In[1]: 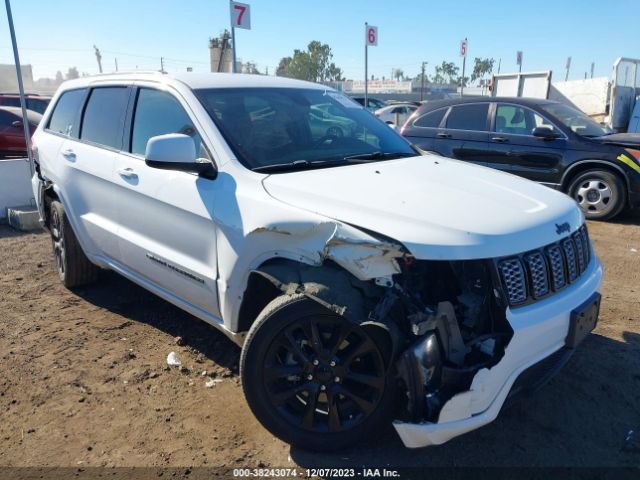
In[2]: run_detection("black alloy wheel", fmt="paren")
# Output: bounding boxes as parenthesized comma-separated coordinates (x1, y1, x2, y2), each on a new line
(240, 295, 393, 451)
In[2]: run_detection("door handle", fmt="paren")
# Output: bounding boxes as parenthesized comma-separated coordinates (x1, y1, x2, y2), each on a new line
(437, 132, 451, 138)
(61, 148, 76, 160)
(117, 168, 138, 180)
(491, 136, 508, 143)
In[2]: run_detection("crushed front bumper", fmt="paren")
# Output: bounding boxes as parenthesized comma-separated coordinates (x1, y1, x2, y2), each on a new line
(393, 256, 603, 448)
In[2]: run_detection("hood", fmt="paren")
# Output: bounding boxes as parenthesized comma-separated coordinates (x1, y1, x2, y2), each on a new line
(594, 133, 640, 148)
(262, 156, 584, 260)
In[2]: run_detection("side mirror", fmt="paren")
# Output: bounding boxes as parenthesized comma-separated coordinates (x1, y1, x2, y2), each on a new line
(145, 133, 217, 179)
(532, 126, 560, 140)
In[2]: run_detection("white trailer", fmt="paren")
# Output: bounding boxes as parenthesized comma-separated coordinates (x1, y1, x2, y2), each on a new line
(491, 58, 640, 133)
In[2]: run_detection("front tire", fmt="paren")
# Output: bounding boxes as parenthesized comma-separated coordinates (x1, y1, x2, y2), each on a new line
(240, 294, 394, 451)
(567, 169, 626, 220)
(49, 200, 99, 288)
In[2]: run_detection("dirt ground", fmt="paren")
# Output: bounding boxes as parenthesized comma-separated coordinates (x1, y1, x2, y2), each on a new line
(0, 212, 639, 474)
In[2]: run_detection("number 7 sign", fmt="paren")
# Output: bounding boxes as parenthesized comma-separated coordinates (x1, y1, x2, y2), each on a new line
(230, 1, 251, 30)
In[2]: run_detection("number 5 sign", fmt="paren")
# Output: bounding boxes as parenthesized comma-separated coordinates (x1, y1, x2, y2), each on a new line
(230, 1, 251, 30)
(366, 25, 378, 46)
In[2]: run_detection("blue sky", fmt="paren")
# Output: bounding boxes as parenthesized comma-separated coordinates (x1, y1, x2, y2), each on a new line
(0, 0, 638, 82)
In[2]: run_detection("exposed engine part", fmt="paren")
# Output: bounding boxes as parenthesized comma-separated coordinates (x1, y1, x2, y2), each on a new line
(392, 258, 513, 423)
(408, 302, 466, 365)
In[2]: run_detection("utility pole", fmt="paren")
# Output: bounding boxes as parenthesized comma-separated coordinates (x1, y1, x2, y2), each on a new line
(115, 58, 118, 72)
(364, 22, 368, 108)
(160, 57, 165, 73)
(420, 61, 427, 101)
(230, 0, 237, 73)
(460, 38, 467, 97)
(565, 56, 571, 81)
(497, 58, 501, 74)
(93, 45, 103, 73)
(4, 0, 34, 177)
(590, 62, 595, 79)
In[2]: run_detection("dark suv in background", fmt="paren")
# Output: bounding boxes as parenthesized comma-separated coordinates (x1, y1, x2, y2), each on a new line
(401, 97, 640, 220)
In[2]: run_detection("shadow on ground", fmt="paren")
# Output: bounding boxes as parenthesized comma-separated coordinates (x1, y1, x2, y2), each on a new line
(291, 332, 640, 468)
(0, 225, 36, 239)
(37, 236, 640, 469)
(72, 270, 240, 373)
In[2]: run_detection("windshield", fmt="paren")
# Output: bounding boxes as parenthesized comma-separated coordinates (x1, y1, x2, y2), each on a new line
(194, 87, 414, 172)
(541, 103, 612, 137)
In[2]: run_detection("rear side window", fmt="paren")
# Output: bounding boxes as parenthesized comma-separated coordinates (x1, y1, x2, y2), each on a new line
(414, 108, 447, 128)
(445, 103, 489, 131)
(47, 89, 86, 137)
(80, 87, 129, 149)
(130, 88, 205, 157)
(0, 109, 17, 127)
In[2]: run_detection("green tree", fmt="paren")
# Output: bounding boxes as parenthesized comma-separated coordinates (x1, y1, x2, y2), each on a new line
(66, 67, 79, 80)
(242, 61, 261, 74)
(434, 61, 459, 84)
(415, 71, 429, 84)
(276, 56, 291, 77)
(393, 68, 404, 81)
(277, 41, 343, 83)
(470, 57, 495, 82)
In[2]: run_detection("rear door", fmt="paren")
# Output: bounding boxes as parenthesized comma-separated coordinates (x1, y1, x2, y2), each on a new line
(490, 103, 566, 184)
(112, 85, 220, 316)
(401, 106, 448, 152)
(434, 102, 490, 165)
(58, 86, 131, 260)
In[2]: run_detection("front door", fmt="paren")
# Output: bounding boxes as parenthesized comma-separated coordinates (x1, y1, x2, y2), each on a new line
(112, 86, 220, 317)
(490, 103, 566, 185)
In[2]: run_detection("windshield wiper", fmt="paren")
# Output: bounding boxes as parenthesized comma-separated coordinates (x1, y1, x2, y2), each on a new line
(342, 151, 416, 162)
(252, 159, 328, 173)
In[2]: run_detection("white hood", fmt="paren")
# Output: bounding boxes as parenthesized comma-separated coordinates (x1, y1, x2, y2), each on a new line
(261, 155, 584, 260)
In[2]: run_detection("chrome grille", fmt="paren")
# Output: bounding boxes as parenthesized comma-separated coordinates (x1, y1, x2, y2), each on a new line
(562, 238, 578, 282)
(546, 245, 566, 290)
(524, 252, 549, 298)
(497, 225, 592, 307)
(497, 258, 527, 305)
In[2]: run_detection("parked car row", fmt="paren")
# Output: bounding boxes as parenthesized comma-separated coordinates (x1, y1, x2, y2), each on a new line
(401, 97, 640, 220)
(0, 106, 41, 159)
(31, 72, 602, 452)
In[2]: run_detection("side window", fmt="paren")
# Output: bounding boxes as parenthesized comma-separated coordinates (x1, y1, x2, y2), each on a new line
(445, 103, 489, 131)
(414, 108, 447, 128)
(80, 87, 129, 148)
(131, 89, 206, 158)
(0, 109, 16, 128)
(495, 104, 558, 136)
(47, 89, 86, 137)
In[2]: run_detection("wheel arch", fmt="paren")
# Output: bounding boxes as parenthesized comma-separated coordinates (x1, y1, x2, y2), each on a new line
(235, 258, 395, 362)
(237, 258, 383, 333)
(561, 160, 630, 203)
(41, 182, 60, 229)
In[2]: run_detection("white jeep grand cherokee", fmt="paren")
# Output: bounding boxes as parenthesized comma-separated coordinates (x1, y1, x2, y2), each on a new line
(30, 72, 603, 451)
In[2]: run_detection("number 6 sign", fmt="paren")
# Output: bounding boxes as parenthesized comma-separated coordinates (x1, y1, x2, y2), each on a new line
(366, 25, 378, 46)
(230, 1, 251, 30)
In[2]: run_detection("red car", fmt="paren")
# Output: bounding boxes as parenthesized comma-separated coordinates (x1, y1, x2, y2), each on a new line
(0, 93, 51, 114)
(0, 106, 41, 158)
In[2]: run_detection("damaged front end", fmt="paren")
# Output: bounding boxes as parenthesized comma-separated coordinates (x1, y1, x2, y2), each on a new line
(370, 259, 513, 425)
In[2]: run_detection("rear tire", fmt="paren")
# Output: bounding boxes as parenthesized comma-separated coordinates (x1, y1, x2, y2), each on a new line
(240, 294, 394, 451)
(567, 169, 626, 220)
(49, 200, 99, 288)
